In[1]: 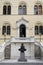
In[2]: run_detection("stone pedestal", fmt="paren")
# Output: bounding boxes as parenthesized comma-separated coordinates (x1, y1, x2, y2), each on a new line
(18, 43, 27, 62)
(18, 52, 27, 61)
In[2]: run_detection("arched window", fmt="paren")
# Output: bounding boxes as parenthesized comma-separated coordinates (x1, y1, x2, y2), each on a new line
(18, 2, 27, 15)
(20, 24, 26, 37)
(2, 26, 6, 35)
(35, 24, 43, 35)
(2, 24, 11, 35)
(39, 26, 43, 34)
(38, 5, 42, 15)
(3, 5, 6, 14)
(34, 5, 38, 15)
(8, 5, 11, 14)
(7, 26, 11, 35)
(18, 5, 22, 15)
(3, 4, 11, 15)
(34, 4, 42, 15)
(23, 5, 27, 15)
(35, 26, 38, 35)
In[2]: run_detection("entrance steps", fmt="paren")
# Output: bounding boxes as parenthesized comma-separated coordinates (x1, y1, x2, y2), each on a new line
(0, 59, 43, 63)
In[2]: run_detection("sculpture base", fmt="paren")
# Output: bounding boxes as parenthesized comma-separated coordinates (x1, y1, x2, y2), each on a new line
(18, 59, 27, 61)
(18, 52, 27, 62)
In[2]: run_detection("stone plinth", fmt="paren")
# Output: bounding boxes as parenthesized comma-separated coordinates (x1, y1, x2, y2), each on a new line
(18, 43, 27, 62)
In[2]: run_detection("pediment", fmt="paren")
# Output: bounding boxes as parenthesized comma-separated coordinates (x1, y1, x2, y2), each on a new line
(16, 17, 28, 28)
(16, 17, 28, 23)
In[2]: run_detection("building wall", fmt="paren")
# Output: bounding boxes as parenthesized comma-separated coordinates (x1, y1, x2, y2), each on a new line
(0, 0, 43, 44)
(0, 0, 43, 60)
(0, 0, 42, 44)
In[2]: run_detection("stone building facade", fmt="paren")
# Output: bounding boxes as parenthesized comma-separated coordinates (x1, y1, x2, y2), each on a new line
(0, 0, 43, 60)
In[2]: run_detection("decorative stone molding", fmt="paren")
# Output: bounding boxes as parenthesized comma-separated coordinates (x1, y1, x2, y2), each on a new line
(16, 17, 29, 37)
(16, 17, 28, 28)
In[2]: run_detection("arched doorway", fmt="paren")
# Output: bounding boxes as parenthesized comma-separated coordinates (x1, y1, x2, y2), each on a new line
(35, 45, 41, 59)
(20, 24, 26, 37)
(4, 44, 11, 59)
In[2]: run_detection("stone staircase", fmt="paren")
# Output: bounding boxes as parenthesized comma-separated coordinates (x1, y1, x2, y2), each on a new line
(0, 59, 43, 65)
